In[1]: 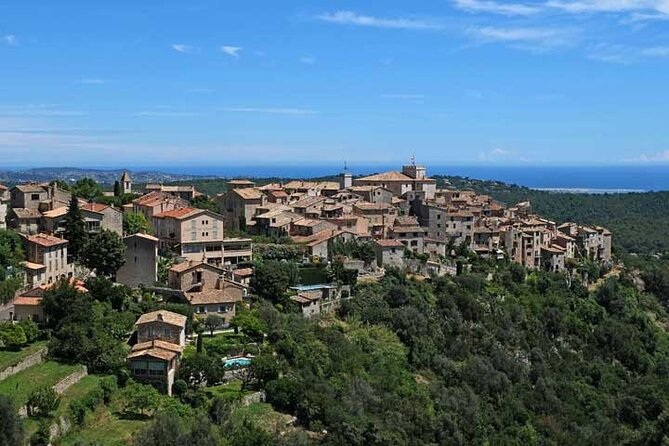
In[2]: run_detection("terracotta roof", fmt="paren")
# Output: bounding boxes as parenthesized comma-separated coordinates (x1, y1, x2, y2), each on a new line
(13, 297, 42, 307)
(376, 239, 405, 248)
(13, 208, 42, 219)
(125, 233, 160, 242)
(290, 290, 322, 304)
(233, 268, 254, 278)
(232, 188, 264, 200)
(187, 287, 244, 305)
(228, 179, 255, 185)
(394, 216, 420, 226)
(153, 207, 203, 219)
(131, 340, 183, 354)
(25, 233, 68, 247)
(268, 190, 289, 198)
(357, 171, 413, 182)
(81, 202, 111, 213)
(169, 260, 225, 274)
(127, 345, 179, 362)
(354, 202, 393, 211)
(22, 261, 46, 270)
(42, 207, 68, 218)
(292, 229, 343, 247)
(291, 196, 325, 209)
(135, 310, 187, 328)
(14, 184, 46, 193)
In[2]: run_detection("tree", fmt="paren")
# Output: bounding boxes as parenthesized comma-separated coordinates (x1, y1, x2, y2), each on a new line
(0, 229, 25, 305)
(230, 308, 266, 342)
(0, 323, 27, 349)
(179, 353, 224, 388)
(113, 180, 122, 197)
(247, 353, 280, 388)
(71, 178, 103, 201)
(134, 412, 184, 446)
(190, 195, 219, 213)
(123, 383, 161, 416)
(0, 395, 23, 446)
(27, 387, 60, 417)
(63, 194, 87, 260)
(124, 212, 151, 235)
(80, 230, 126, 277)
(204, 314, 224, 336)
(50, 179, 70, 191)
(18, 319, 39, 343)
(250, 260, 299, 303)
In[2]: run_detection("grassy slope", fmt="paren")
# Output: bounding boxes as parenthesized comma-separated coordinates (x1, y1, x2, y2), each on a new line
(0, 361, 82, 406)
(0, 341, 47, 372)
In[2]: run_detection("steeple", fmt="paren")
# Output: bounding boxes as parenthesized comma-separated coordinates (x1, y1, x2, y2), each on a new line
(121, 171, 132, 194)
(339, 161, 352, 190)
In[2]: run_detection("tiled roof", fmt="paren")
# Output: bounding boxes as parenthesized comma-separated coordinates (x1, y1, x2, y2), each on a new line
(131, 340, 183, 354)
(233, 268, 254, 278)
(228, 179, 255, 185)
(22, 261, 46, 270)
(153, 207, 199, 219)
(135, 310, 187, 328)
(354, 202, 393, 211)
(127, 344, 179, 362)
(14, 184, 47, 193)
(42, 207, 68, 218)
(125, 233, 160, 242)
(376, 239, 405, 248)
(81, 202, 111, 213)
(232, 188, 264, 200)
(356, 171, 412, 182)
(169, 260, 225, 275)
(187, 287, 244, 305)
(291, 196, 325, 209)
(12, 208, 42, 219)
(13, 297, 42, 307)
(25, 233, 68, 247)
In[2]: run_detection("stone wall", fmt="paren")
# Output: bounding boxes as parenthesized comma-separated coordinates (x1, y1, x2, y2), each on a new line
(53, 366, 88, 394)
(0, 346, 47, 381)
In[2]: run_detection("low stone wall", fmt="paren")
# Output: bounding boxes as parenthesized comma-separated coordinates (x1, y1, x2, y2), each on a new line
(242, 390, 266, 406)
(53, 366, 88, 394)
(0, 346, 47, 381)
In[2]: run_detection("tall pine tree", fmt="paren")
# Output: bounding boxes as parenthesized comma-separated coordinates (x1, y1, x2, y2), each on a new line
(63, 194, 87, 261)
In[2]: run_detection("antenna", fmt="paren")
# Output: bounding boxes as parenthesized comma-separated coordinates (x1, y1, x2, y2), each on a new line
(343, 160, 348, 172)
(411, 154, 416, 166)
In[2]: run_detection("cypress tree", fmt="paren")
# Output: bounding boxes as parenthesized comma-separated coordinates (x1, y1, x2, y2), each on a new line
(63, 194, 87, 261)
(113, 180, 121, 197)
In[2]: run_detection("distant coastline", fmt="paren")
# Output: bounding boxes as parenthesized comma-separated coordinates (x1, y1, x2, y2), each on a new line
(2, 164, 668, 192)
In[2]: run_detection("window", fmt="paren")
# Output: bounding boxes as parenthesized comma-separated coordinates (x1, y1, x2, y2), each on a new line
(198, 306, 206, 314)
(219, 305, 229, 313)
(31, 194, 40, 200)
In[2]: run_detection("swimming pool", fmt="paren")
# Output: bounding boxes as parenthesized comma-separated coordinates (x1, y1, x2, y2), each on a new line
(224, 357, 252, 368)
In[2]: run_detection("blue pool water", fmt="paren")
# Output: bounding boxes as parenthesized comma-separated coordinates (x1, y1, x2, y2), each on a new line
(224, 357, 252, 368)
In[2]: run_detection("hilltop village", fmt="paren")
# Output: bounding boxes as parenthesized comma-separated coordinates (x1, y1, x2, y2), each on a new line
(0, 163, 615, 444)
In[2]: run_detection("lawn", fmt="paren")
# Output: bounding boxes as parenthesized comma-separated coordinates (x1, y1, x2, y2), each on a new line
(207, 379, 254, 402)
(55, 374, 107, 417)
(56, 408, 148, 446)
(0, 340, 47, 372)
(0, 360, 82, 406)
(232, 402, 296, 432)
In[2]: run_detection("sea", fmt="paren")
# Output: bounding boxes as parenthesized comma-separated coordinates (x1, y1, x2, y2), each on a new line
(141, 164, 669, 193)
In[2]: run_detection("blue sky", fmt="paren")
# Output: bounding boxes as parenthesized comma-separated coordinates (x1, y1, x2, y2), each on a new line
(1, 0, 668, 168)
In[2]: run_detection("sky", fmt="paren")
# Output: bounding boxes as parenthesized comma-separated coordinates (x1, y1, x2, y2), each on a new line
(1, 0, 669, 169)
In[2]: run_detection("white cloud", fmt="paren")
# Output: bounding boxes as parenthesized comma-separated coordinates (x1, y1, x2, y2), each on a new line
(300, 56, 316, 64)
(2, 34, 18, 46)
(381, 94, 425, 100)
(135, 111, 201, 117)
(587, 43, 637, 63)
(171, 44, 195, 53)
(220, 107, 317, 115)
(221, 46, 242, 58)
(317, 11, 443, 30)
(642, 46, 669, 56)
(78, 78, 105, 84)
(478, 147, 517, 162)
(626, 150, 669, 162)
(454, 0, 542, 15)
(467, 26, 574, 47)
(546, 0, 669, 15)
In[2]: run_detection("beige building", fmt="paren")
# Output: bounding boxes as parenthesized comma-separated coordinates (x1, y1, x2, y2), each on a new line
(133, 191, 189, 226)
(129, 310, 187, 395)
(218, 188, 266, 232)
(22, 233, 72, 287)
(353, 164, 436, 199)
(152, 207, 226, 264)
(81, 203, 123, 235)
(374, 239, 406, 269)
